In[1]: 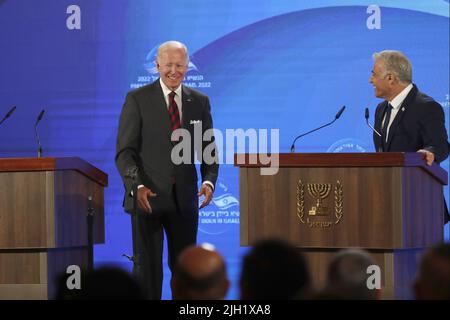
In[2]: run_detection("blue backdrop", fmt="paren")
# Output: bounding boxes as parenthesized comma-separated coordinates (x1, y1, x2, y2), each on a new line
(0, 0, 448, 299)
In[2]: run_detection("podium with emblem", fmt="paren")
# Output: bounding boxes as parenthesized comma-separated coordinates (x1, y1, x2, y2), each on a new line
(235, 152, 447, 299)
(0, 157, 107, 299)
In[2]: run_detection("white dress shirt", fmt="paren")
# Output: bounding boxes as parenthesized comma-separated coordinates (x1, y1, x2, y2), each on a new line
(159, 78, 183, 121)
(382, 83, 413, 142)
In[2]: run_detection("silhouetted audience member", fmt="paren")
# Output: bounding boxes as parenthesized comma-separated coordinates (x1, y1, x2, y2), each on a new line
(321, 248, 380, 300)
(413, 243, 450, 300)
(239, 238, 310, 300)
(55, 266, 144, 300)
(171, 244, 230, 300)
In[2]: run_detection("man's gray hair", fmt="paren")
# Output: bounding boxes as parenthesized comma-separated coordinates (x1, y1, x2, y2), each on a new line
(157, 40, 189, 63)
(326, 248, 377, 299)
(372, 50, 412, 84)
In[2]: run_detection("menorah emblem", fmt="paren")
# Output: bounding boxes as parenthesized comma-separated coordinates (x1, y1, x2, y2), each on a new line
(307, 183, 331, 215)
(296, 180, 344, 228)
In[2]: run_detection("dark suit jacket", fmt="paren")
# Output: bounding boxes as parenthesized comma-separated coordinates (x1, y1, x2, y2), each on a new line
(115, 80, 219, 215)
(373, 84, 449, 163)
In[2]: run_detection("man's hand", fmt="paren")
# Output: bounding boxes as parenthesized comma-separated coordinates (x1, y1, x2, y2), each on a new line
(417, 149, 435, 166)
(198, 184, 213, 209)
(137, 186, 157, 213)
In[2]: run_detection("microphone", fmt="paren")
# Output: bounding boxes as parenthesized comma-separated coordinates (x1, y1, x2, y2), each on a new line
(290, 106, 346, 153)
(0, 106, 17, 126)
(35, 109, 45, 158)
(364, 107, 381, 137)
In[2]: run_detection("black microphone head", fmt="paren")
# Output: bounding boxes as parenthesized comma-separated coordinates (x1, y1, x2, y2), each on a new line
(35, 109, 45, 126)
(365, 108, 369, 120)
(37, 109, 45, 121)
(335, 106, 345, 119)
(0, 105, 17, 126)
(7, 106, 17, 117)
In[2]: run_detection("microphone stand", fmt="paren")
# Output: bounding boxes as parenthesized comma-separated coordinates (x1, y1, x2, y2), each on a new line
(87, 196, 94, 272)
(364, 108, 383, 152)
(35, 129, 42, 158)
(365, 108, 381, 137)
(290, 106, 345, 153)
(290, 120, 337, 153)
(35, 110, 45, 158)
(122, 167, 140, 278)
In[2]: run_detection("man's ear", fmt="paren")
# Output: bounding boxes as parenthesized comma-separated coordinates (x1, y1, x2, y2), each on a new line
(388, 73, 398, 84)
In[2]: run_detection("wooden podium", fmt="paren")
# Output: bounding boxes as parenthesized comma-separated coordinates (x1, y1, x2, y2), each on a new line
(0, 157, 107, 299)
(235, 153, 447, 299)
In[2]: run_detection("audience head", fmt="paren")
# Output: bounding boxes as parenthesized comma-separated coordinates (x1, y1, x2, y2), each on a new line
(55, 266, 144, 300)
(171, 243, 230, 300)
(324, 248, 380, 300)
(239, 238, 310, 300)
(413, 243, 450, 300)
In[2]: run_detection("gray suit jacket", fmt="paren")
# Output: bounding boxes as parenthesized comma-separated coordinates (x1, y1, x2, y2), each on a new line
(115, 80, 219, 215)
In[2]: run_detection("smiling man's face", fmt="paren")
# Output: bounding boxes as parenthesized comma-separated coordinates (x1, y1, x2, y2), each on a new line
(157, 47, 188, 91)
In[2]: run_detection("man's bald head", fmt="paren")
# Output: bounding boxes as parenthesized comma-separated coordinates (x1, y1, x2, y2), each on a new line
(172, 244, 229, 300)
(156, 40, 189, 63)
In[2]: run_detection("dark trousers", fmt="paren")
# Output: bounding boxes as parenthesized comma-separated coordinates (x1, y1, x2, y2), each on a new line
(131, 187, 198, 300)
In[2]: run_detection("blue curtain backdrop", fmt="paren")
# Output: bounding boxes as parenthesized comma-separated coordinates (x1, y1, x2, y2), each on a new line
(0, 0, 448, 299)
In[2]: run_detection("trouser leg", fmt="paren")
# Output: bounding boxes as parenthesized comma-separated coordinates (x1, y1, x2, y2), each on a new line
(131, 212, 164, 300)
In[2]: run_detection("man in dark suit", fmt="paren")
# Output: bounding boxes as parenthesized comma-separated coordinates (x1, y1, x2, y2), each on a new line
(369, 50, 449, 164)
(369, 50, 449, 222)
(115, 40, 218, 299)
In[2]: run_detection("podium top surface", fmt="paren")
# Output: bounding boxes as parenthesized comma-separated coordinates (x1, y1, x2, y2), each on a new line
(234, 152, 448, 185)
(0, 157, 108, 186)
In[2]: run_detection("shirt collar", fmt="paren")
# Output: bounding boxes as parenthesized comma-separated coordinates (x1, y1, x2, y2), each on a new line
(389, 83, 413, 110)
(159, 78, 182, 98)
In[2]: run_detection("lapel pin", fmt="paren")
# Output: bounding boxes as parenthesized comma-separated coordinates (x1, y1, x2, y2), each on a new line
(401, 107, 405, 111)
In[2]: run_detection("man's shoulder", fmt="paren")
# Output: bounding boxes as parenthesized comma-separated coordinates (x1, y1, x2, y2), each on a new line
(411, 88, 443, 112)
(127, 80, 160, 98)
(415, 90, 438, 105)
(183, 85, 209, 100)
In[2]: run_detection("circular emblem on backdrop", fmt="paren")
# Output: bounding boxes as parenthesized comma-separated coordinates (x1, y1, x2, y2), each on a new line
(327, 138, 367, 153)
(198, 180, 240, 236)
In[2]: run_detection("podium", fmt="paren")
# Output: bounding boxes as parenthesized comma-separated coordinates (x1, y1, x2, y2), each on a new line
(0, 157, 107, 299)
(235, 153, 447, 299)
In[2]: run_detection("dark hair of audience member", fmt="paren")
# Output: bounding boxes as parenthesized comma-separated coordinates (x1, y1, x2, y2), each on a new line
(239, 238, 310, 300)
(54, 266, 144, 300)
(322, 248, 379, 300)
(413, 243, 450, 300)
